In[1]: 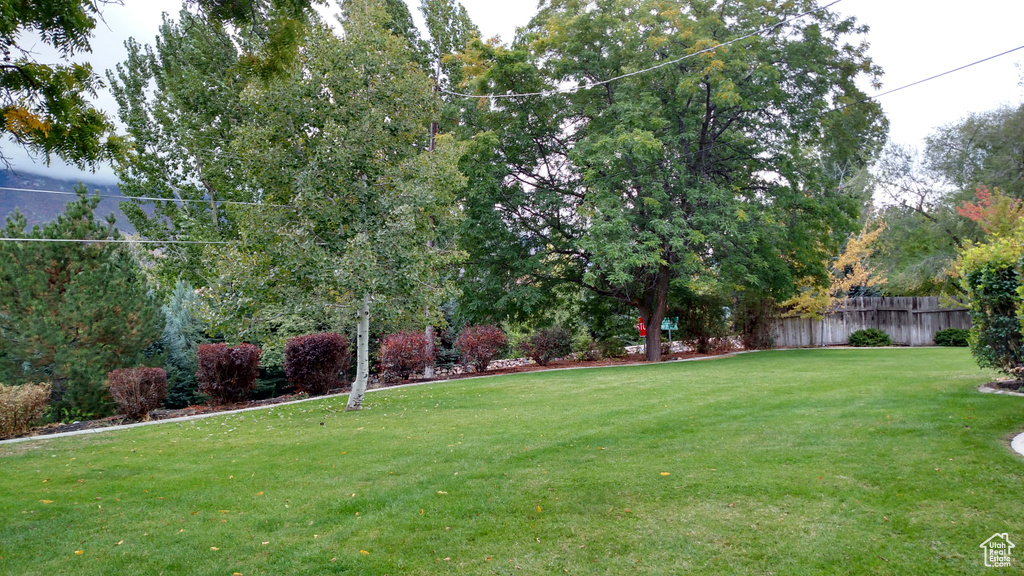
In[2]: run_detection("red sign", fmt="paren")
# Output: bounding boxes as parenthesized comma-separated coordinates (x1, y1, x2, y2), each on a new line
(637, 317, 647, 337)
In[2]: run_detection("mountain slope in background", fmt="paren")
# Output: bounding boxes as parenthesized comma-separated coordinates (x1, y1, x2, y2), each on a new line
(0, 170, 135, 234)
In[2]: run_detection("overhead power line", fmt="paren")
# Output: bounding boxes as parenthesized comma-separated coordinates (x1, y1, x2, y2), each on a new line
(0, 237, 234, 245)
(440, 0, 844, 99)
(0, 186, 293, 208)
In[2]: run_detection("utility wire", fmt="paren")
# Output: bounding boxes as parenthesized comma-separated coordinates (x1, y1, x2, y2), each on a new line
(0, 186, 294, 208)
(440, 0, 844, 99)
(0, 237, 235, 245)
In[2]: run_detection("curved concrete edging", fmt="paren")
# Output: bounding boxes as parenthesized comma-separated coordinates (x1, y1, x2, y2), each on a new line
(0, 350, 764, 446)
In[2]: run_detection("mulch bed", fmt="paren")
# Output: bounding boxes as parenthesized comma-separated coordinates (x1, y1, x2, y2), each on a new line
(13, 348, 736, 440)
(984, 379, 1024, 393)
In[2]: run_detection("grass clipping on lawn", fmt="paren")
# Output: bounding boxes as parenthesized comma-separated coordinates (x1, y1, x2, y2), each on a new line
(0, 348, 1020, 575)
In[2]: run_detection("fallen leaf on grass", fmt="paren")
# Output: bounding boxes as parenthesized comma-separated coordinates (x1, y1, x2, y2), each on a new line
(262, 542, 269, 546)
(660, 472, 670, 476)
(360, 550, 370, 555)
(210, 547, 219, 551)
(39, 500, 53, 504)
(437, 491, 448, 495)
(74, 550, 84, 555)
(255, 492, 263, 496)
(115, 541, 123, 546)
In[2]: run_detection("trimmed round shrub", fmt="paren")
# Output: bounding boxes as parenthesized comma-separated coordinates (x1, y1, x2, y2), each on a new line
(455, 325, 507, 373)
(284, 333, 351, 395)
(105, 368, 168, 420)
(521, 327, 573, 366)
(0, 383, 51, 439)
(933, 328, 970, 347)
(847, 328, 893, 347)
(196, 343, 262, 405)
(597, 338, 627, 359)
(378, 331, 433, 382)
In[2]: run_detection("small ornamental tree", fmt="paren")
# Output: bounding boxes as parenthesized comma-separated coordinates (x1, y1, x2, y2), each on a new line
(196, 343, 262, 404)
(284, 333, 351, 396)
(520, 327, 573, 366)
(105, 368, 168, 420)
(378, 331, 433, 382)
(958, 232, 1024, 380)
(455, 325, 507, 373)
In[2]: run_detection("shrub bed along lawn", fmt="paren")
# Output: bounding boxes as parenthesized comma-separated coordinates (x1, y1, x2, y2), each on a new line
(1, 349, 1022, 575)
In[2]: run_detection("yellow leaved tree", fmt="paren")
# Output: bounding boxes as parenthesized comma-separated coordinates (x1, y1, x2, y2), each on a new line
(783, 224, 887, 319)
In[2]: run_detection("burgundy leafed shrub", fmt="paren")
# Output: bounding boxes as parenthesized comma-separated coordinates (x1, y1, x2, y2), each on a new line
(520, 327, 573, 366)
(455, 325, 507, 373)
(106, 368, 168, 420)
(284, 333, 351, 396)
(378, 330, 433, 382)
(196, 343, 262, 405)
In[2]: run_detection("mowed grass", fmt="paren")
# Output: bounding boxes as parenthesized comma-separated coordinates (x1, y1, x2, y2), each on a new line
(2, 349, 1023, 575)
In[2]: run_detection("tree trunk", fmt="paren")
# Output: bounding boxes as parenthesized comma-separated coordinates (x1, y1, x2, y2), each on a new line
(424, 320, 435, 379)
(346, 293, 370, 411)
(641, 266, 671, 362)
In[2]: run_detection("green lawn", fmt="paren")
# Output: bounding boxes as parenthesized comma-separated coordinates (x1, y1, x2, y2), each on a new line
(2, 349, 1022, 575)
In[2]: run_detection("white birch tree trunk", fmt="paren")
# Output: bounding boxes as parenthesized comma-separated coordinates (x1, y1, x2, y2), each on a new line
(346, 293, 371, 411)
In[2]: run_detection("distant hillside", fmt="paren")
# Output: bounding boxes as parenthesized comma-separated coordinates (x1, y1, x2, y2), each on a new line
(0, 171, 135, 234)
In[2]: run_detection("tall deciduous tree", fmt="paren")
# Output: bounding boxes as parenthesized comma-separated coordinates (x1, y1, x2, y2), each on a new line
(458, 0, 886, 360)
(0, 187, 163, 417)
(108, 10, 254, 289)
(209, 2, 465, 411)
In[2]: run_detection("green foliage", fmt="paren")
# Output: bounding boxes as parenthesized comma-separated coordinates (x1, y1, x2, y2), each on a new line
(933, 328, 969, 347)
(671, 282, 730, 354)
(847, 328, 893, 347)
(520, 327, 573, 367)
(157, 281, 209, 408)
(958, 233, 1024, 378)
(0, 382, 51, 439)
(0, 187, 164, 417)
(596, 338, 628, 359)
(198, 7, 465, 349)
(105, 368, 169, 420)
(457, 0, 885, 360)
(872, 105, 1024, 296)
(0, 0, 122, 167)
(108, 10, 254, 288)
(734, 293, 778, 350)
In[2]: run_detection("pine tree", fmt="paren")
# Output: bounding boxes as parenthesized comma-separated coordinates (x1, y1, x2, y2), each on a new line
(0, 186, 163, 417)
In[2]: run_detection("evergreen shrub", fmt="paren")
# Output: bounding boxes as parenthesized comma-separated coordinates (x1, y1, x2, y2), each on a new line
(196, 343, 262, 404)
(455, 325, 507, 372)
(521, 327, 573, 366)
(0, 383, 51, 439)
(378, 331, 433, 382)
(284, 333, 351, 395)
(933, 328, 970, 347)
(106, 368, 168, 419)
(597, 338, 627, 359)
(847, 328, 893, 347)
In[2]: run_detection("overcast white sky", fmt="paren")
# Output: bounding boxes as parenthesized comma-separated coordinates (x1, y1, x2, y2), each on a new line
(4, 0, 1022, 184)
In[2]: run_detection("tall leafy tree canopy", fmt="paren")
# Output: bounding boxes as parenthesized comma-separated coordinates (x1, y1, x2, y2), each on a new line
(457, 0, 887, 359)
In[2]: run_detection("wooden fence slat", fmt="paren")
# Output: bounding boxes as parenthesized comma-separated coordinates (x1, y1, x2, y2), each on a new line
(770, 297, 971, 347)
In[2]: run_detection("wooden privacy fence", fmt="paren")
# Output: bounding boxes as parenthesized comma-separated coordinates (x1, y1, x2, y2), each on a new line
(771, 297, 971, 348)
